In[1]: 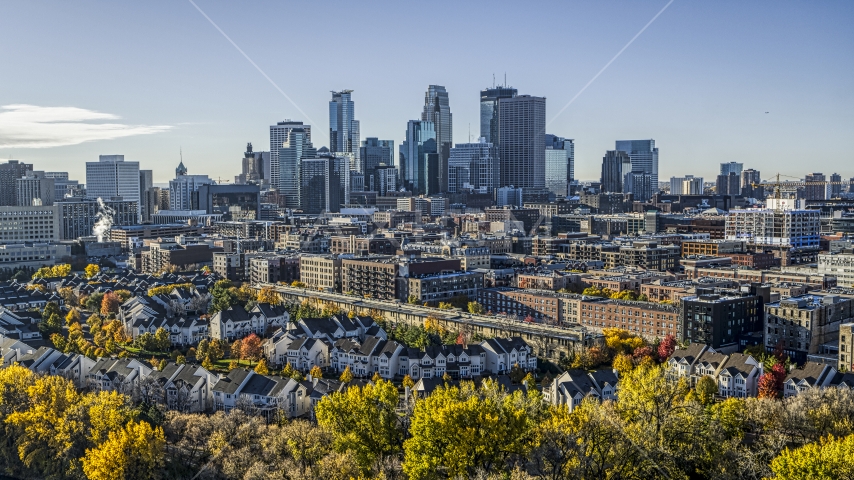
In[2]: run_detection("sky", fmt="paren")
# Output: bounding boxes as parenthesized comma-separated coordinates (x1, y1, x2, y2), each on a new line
(1, 1, 852, 184)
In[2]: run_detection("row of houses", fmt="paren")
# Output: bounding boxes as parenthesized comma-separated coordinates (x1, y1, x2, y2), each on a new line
(666, 343, 854, 398)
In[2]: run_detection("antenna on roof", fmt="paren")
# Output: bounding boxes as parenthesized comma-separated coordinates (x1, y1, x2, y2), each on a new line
(493, 73, 495, 88)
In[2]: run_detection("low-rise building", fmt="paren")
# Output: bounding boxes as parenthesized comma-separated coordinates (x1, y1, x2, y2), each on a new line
(765, 293, 854, 364)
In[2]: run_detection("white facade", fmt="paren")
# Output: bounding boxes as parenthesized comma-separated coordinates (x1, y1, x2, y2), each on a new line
(725, 209, 820, 248)
(818, 252, 854, 287)
(169, 174, 213, 210)
(0, 206, 60, 244)
(85, 155, 140, 217)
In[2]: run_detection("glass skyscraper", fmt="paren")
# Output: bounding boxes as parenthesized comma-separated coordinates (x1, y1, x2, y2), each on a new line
(544, 135, 574, 197)
(359, 138, 394, 192)
(278, 128, 316, 209)
(329, 90, 360, 163)
(270, 121, 311, 190)
(720, 162, 744, 177)
(448, 138, 498, 194)
(480, 86, 517, 144)
(600, 150, 631, 194)
(615, 139, 659, 200)
(498, 95, 546, 190)
(399, 120, 437, 195)
(422, 85, 452, 192)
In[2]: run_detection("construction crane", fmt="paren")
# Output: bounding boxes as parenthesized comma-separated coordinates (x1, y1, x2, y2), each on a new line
(752, 173, 849, 205)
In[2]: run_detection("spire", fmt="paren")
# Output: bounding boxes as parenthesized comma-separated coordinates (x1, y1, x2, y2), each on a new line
(176, 148, 187, 176)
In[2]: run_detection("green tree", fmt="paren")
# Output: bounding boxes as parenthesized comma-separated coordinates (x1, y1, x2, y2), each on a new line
(315, 379, 402, 472)
(153, 327, 171, 352)
(467, 301, 484, 314)
(694, 375, 719, 405)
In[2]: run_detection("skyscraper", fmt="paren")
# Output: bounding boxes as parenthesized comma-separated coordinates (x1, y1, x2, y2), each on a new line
(448, 138, 498, 194)
(299, 155, 349, 214)
(278, 128, 316, 209)
(169, 162, 212, 211)
(741, 169, 762, 198)
(85, 155, 140, 218)
(270, 121, 311, 190)
(720, 162, 744, 177)
(399, 120, 437, 195)
(480, 86, 517, 144)
(236, 143, 270, 185)
(804, 173, 828, 200)
(0, 160, 33, 206)
(139, 170, 153, 222)
(359, 138, 395, 192)
(422, 85, 452, 192)
(329, 90, 360, 163)
(544, 135, 574, 197)
(830, 173, 843, 197)
(615, 140, 659, 199)
(498, 95, 546, 190)
(600, 150, 631, 194)
(15, 171, 54, 206)
(716, 173, 741, 196)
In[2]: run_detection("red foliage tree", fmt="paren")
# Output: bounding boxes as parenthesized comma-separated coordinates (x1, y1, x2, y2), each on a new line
(657, 334, 676, 361)
(523, 315, 535, 323)
(757, 372, 779, 399)
(241, 334, 263, 362)
(100, 292, 120, 316)
(772, 362, 787, 386)
(632, 345, 655, 361)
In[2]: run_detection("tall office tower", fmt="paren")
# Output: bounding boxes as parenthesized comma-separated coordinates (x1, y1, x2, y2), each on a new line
(448, 138, 498, 194)
(625, 172, 654, 202)
(329, 90, 360, 163)
(741, 169, 762, 198)
(804, 172, 828, 200)
(374, 165, 398, 196)
(399, 120, 437, 195)
(139, 170, 154, 222)
(421, 85, 452, 192)
(720, 162, 744, 177)
(86, 155, 140, 218)
(0, 160, 33, 206)
(600, 150, 631, 194)
(544, 135, 574, 197)
(615, 140, 659, 196)
(299, 156, 347, 214)
(15, 171, 55, 206)
(270, 121, 311, 190)
(830, 173, 842, 197)
(279, 128, 316, 209)
(716, 173, 741, 196)
(498, 95, 546, 190)
(480, 86, 517, 144)
(360, 138, 394, 191)
(169, 162, 212, 211)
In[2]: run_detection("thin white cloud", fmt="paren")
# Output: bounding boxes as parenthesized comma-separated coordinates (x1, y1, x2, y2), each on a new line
(0, 104, 172, 148)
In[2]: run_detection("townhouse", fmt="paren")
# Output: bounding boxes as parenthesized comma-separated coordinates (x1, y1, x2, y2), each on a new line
(211, 369, 312, 420)
(210, 303, 290, 341)
(666, 344, 761, 399)
(545, 369, 617, 411)
(782, 362, 837, 398)
(87, 358, 153, 394)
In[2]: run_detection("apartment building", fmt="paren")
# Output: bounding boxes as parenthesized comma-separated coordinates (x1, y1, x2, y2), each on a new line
(765, 293, 854, 364)
(299, 254, 344, 292)
(407, 271, 484, 303)
(579, 297, 680, 340)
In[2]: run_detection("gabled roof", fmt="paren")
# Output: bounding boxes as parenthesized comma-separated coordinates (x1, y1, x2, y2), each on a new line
(719, 353, 758, 378)
(669, 343, 708, 365)
(785, 362, 834, 387)
(212, 369, 252, 394)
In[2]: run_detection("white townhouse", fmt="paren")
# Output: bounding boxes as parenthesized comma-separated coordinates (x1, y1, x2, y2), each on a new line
(481, 337, 537, 374)
(286, 338, 330, 372)
(690, 349, 729, 387)
(588, 368, 619, 401)
(212, 369, 311, 420)
(399, 344, 488, 380)
(716, 353, 762, 398)
(87, 358, 153, 395)
(666, 343, 710, 382)
(263, 328, 300, 367)
(209, 305, 254, 341)
(147, 363, 219, 412)
(545, 370, 602, 411)
(783, 362, 837, 398)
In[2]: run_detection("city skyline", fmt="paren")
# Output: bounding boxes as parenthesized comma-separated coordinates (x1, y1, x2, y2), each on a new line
(0, 1, 852, 183)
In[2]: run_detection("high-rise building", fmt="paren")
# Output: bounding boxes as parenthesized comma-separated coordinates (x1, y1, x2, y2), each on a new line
(359, 138, 394, 192)
(720, 162, 744, 177)
(830, 173, 842, 197)
(480, 86, 517, 144)
(0, 160, 34, 206)
(498, 95, 546, 190)
(399, 120, 437, 195)
(300, 157, 345, 214)
(46, 172, 84, 201)
(278, 128, 316, 209)
(236, 143, 270, 185)
(85, 155, 140, 218)
(804, 172, 828, 201)
(615, 140, 658, 198)
(15, 171, 55, 206)
(270, 121, 311, 190)
(669, 175, 703, 195)
(741, 169, 762, 198)
(601, 150, 631, 194)
(421, 85, 452, 192)
(625, 172, 655, 202)
(374, 165, 398, 196)
(716, 173, 741, 196)
(139, 170, 153, 222)
(169, 170, 213, 211)
(544, 135, 574, 197)
(329, 90, 360, 163)
(448, 138, 498, 194)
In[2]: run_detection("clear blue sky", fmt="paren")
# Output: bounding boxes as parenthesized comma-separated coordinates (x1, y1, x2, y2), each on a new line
(1, 1, 852, 184)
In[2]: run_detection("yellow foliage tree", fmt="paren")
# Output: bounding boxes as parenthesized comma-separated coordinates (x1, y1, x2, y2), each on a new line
(769, 434, 854, 480)
(603, 328, 646, 355)
(254, 358, 270, 375)
(83, 390, 134, 445)
(402, 375, 415, 389)
(84, 264, 101, 279)
(257, 286, 281, 305)
(310, 365, 323, 379)
(339, 366, 353, 383)
(82, 420, 165, 480)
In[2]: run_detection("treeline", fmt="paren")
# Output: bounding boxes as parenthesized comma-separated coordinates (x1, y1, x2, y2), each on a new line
(2, 363, 853, 480)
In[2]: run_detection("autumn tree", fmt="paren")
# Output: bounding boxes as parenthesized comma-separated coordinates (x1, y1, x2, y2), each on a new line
(257, 286, 281, 305)
(339, 366, 353, 383)
(241, 334, 262, 362)
(254, 358, 270, 375)
(658, 334, 676, 360)
(82, 420, 165, 480)
(84, 263, 101, 279)
(769, 434, 854, 480)
(695, 375, 719, 405)
(402, 375, 415, 389)
(758, 372, 780, 399)
(100, 292, 120, 316)
(467, 301, 485, 314)
(316, 379, 402, 472)
(310, 365, 323, 379)
(153, 327, 171, 352)
(613, 353, 634, 376)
